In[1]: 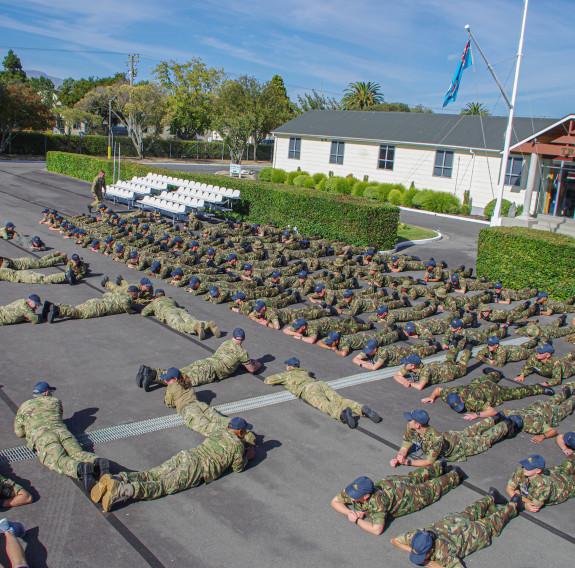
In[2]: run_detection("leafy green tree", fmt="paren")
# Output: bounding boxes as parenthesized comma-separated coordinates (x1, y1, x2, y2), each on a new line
(460, 102, 491, 116)
(0, 50, 27, 84)
(368, 101, 433, 113)
(296, 89, 339, 112)
(153, 58, 225, 140)
(0, 81, 52, 152)
(57, 73, 127, 107)
(340, 81, 384, 110)
(28, 76, 55, 106)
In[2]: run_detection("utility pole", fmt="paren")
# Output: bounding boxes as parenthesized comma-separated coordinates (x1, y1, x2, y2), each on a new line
(127, 54, 139, 87)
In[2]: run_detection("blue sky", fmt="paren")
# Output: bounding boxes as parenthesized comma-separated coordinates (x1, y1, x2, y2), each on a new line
(0, 0, 572, 118)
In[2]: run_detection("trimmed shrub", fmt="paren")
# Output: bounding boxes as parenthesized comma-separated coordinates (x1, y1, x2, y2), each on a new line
(325, 176, 351, 194)
(285, 171, 300, 185)
(401, 188, 419, 207)
(258, 167, 273, 182)
(460, 204, 472, 216)
(270, 168, 287, 184)
(483, 198, 523, 219)
(363, 186, 381, 200)
(302, 177, 316, 189)
(46, 151, 399, 249)
(316, 178, 326, 191)
(351, 181, 369, 197)
(293, 174, 310, 187)
(477, 227, 575, 300)
(387, 189, 403, 204)
(427, 192, 461, 214)
(312, 173, 327, 184)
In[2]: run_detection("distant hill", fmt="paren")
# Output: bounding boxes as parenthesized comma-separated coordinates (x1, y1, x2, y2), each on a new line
(24, 70, 63, 88)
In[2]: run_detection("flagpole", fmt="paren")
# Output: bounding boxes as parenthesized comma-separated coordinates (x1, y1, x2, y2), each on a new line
(490, 0, 529, 226)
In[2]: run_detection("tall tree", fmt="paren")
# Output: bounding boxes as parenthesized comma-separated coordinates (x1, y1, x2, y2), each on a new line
(0, 50, 27, 84)
(340, 81, 384, 110)
(0, 82, 52, 153)
(29, 76, 55, 106)
(212, 76, 260, 164)
(369, 102, 433, 113)
(296, 89, 339, 112)
(153, 58, 225, 140)
(460, 102, 491, 116)
(57, 73, 127, 107)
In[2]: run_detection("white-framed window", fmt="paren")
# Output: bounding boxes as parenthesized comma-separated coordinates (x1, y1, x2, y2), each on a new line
(434, 150, 454, 178)
(288, 137, 301, 160)
(378, 144, 395, 170)
(505, 156, 524, 186)
(330, 141, 345, 164)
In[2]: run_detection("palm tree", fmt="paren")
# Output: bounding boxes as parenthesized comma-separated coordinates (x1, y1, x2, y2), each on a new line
(340, 81, 384, 110)
(460, 102, 491, 116)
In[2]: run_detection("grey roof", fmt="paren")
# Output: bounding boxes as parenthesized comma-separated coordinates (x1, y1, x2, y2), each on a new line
(272, 110, 558, 152)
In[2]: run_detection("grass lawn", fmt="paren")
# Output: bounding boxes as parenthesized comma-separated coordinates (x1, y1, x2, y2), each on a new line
(396, 223, 438, 243)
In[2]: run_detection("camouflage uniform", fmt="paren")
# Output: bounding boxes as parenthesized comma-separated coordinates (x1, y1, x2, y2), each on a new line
(539, 298, 575, 314)
(453, 276, 492, 292)
(518, 319, 572, 341)
(475, 338, 538, 367)
(57, 292, 134, 319)
(264, 368, 365, 421)
(91, 174, 106, 207)
(406, 314, 474, 342)
(400, 419, 510, 463)
(14, 396, 98, 478)
(356, 343, 438, 369)
(492, 287, 538, 303)
(336, 295, 406, 316)
(519, 354, 574, 386)
(389, 257, 427, 272)
(0, 473, 24, 504)
(339, 328, 400, 352)
(440, 371, 546, 412)
(0, 299, 41, 325)
(507, 455, 575, 508)
(439, 291, 492, 312)
(251, 304, 327, 328)
(395, 495, 518, 568)
(336, 462, 460, 527)
(0, 251, 66, 270)
(164, 382, 256, 446)
(368, 302, 437, 325)
(104, 279, 153, 305)
(0, 267, 67, 284)
(397, 350, 471, 387)
(305, 316, 372, 339)
(117, 428, 247, 500)
(141, 296, 210, 335)
(152, 339, 252, 386)
(479, 303, 536, 324)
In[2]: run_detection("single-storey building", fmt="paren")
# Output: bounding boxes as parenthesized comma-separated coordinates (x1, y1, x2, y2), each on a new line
(271, 111, 575, 219)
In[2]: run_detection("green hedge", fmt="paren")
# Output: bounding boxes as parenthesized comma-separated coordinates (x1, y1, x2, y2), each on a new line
(47, 152, 399, 249)
(483, 198, 523, 220)
(476, 227, 575, 300)
(5, 131, 273, 161)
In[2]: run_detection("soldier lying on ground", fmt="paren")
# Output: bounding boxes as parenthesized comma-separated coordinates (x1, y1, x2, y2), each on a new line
(0, 267, 72, 285)
(317, 328, 400, 357)
(14, 382, 109, 492)
(331, 463, 463, 535)
(513, 343, 574, 386)
(283, 316, 371, 344)
(264, 358, 381, 429)
(0, 251, 67, 270)
(90, 416, 255, 512)
(0, 294, 43, 326)
(355, 342, 439, 372)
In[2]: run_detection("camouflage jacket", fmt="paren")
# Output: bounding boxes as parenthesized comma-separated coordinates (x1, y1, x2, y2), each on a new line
(14, 396, 67, 450)
(0, 299, 41, 325)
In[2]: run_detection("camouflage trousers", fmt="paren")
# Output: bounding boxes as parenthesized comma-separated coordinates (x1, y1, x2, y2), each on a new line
(34, 428, 97, 478)
(381, 463, 460, 518)
(495, 287, 538, 301)
(428, 350, 472, 384)
(292, 381, 364, 421)
(390, 303, 437, 323)
(280, 304, 327, 326)
(0, 268, 67, 284)
(57, 298, 124, 319)
(341, 329, 400, 351)
(481, 371, 545, 405)
(518, 320, 571, 341)
(318, 317, 372, 337)
(444, 419, 510, 462)
(7, 251, 65, 270)
(0, 474, 23, 500)
(163, 308, 202, 334)
(153, 361, 218, 387)
(380, 343, 438, 368)
(261, 292, 299, 309)
(467, 323, 507, 344)
(179, 401, 256, 446)
(119, 449, 205, 500)
(90, 188, 104, 208)
(545, 455, 575, 505)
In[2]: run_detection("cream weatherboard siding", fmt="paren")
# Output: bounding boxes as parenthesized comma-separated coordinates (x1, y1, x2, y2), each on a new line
(273, 134, 530, 210)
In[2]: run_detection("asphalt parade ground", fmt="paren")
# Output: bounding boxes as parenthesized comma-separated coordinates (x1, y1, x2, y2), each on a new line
(0, 161, 573, 568)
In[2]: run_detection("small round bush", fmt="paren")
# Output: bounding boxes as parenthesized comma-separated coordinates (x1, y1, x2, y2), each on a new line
(425, 191, 461, 213)
(411, 190, 433, 209)
(460, 204, 471, 216)
(316, 178, 326, 191)
(325, 176, 351, 194)
(363, 186, 381, 200)
(258, 167, 273, 182)
(285, 171, 300, 185)
(303, 177, 316, 189)
(401, 188, 419, 207)
(483, 199, 523, 219)
(270, 168, 287, 183)
(312, 173, 327, 184)
(387, 189, 403, 204)
(293, 175, 311, 187)
(352, 181, 369, 197)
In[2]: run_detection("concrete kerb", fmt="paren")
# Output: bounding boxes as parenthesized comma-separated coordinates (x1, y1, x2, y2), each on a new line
(398, 206, 490, 225)
(380, 230, 443, 255)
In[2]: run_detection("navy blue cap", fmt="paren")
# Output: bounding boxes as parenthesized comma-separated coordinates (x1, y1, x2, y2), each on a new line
(140, 278, 152, 286)
(536, 291, 548, 299)
(150, 261, 161, 270)
(232, 292, 246, 301)
(283, 230, 290, 236)
(171, 268, 184, 276)
(160, 367, 180, 381)
(451, 273, 459, 282)
(161, 233, 170, 240)
(297, 270, 307, 279)
(209, 285, 219, 297)
(50, 209, 57, 214)
(563, 432, 575, 449)
(173, 236, 183, 243)
(292, 318, 307, 329)
(232, 328, 245, 339)
(519, 455, 545, 470)
(6, 222, 15, 228)
(343, 289, 354, 298)
(403, 409, 429, 425)
(127, 285, 139, 293)
(401, 354, 422, 366)
(33, 381, 56, 395)
(494, 281, 503, 289)
(91, 239, 99, 246)
(243, 264, 253, 270)
(345, 476, 375, 500)
(271, 270, 281, 278)
(105, 236, 113, 243)
(119, 219, 127, 225)
(375, 305, 388, 315)
(254, 300, 266, 311)
(404, 322, 416, 333)
(189, 276, 200, 287)
(392, 255, 399, 261)
(450, 318, 463, 328)
(323, 332, 340, 345)
(446, 393, 465, 412)
(132, 218, 139, 224)
(226, 253, 238, 261)
(284, 357, 300, 367)
(301, 238, 309, 245)
(55, 215, 62, 220)
(155, 289, 165, 296)
(362, 340, 378, 354)
(42, 208, 49, 213)
(314, 283, 325, 292)
(486, 336, 500, 346)
(207, 247, 215, 255)
(410, 531, 434, 565)
(78, 229, 85, 234)
(424, 260, 436, 268)
(142, 224, 149, 230)
(129, 251, 138, 258)
(32, 236, 41, 243)
(191, 241, 199, 247)
(536, 343, 554, 354)
(228, 417, 253, 431)
(71, 254, 80, 261)
(116, 244, 124, 252)
(27, 294, 42, 306)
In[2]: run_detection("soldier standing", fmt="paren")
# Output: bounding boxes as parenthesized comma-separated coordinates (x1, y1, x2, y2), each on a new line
(89, 170, 106, 212)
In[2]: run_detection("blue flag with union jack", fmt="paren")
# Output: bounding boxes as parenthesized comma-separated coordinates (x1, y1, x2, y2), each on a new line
(443, 40, 471, 107)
